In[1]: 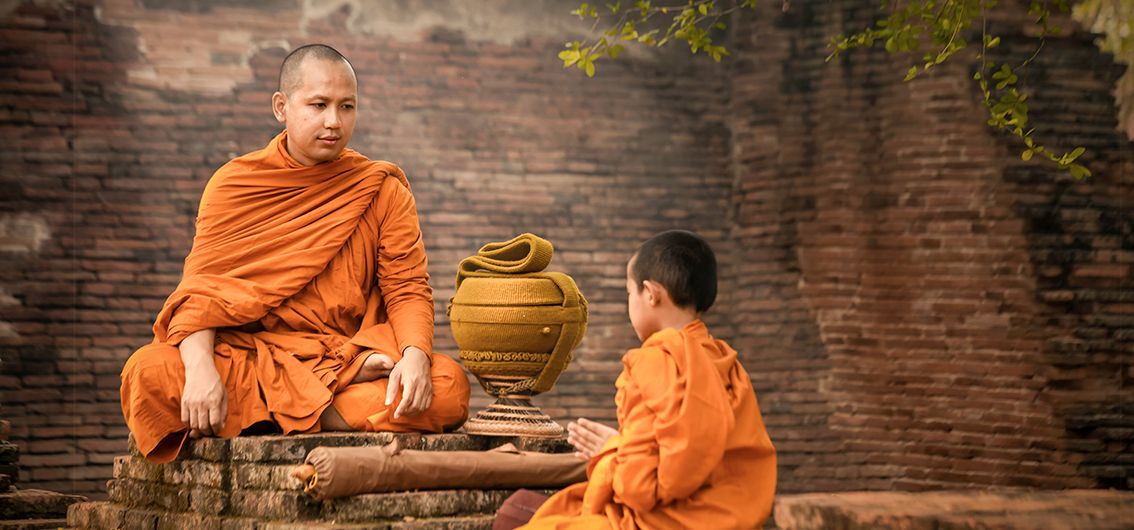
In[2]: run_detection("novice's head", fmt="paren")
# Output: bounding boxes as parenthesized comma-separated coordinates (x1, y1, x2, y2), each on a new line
(625, 230, 717, 341)
(272, 44, 358, 166)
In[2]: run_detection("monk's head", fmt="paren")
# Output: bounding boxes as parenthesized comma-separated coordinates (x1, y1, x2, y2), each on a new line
(272, 44, 358, 166)
(626, 230, 717, 340)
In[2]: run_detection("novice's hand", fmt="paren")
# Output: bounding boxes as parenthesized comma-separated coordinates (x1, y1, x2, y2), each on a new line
(386, 346, 432, 419)
(567, 418, 618, 461)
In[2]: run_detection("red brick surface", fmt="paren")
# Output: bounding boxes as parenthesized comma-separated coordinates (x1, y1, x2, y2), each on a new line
(1, 0, 1131, 500)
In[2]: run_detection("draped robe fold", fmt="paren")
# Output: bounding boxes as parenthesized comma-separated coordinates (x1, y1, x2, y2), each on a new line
(520, 320, 776, 530)
(121, 132, 470, 463)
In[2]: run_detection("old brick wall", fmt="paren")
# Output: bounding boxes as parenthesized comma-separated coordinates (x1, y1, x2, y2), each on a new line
(0, 0, 732, 498)
(725, 1, 1131, 494)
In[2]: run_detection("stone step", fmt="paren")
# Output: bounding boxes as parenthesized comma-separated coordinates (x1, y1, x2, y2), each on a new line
(0, 489, 87, 520)
(75, 433, 573, 529)
(0, 520, 68, 530)
(69, 501, 500, 529)
(326, 489, 554, 524)
(109, 474, 543, 522)
(129, 432, 572, 464)
(774, 489, 1134, 530)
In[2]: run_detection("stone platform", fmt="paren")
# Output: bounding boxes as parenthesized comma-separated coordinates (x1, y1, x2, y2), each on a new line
(68, 432, 573, 529)
(774, 489, 1134, 530)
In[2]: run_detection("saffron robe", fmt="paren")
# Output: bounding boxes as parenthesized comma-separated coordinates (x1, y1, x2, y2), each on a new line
(520, 320, 776, 530)
(120, 131, 470, 463)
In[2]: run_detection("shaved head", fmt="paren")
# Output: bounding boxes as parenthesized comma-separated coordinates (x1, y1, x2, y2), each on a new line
(278, 44, 354, 96)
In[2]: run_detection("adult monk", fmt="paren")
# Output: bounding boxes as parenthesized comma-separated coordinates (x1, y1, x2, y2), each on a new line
(120, 44, 469, 464)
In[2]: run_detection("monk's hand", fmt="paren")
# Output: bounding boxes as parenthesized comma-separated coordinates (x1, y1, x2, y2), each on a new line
(351, 353, 396, 384)
(567, 418, 618, 461)
(386, 346, 432, 419)
(180, 334, 227, 437)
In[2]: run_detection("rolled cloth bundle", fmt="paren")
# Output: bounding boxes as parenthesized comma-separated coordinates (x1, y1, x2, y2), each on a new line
(301, 441, 586, 500)
(449, 233, 588, 437)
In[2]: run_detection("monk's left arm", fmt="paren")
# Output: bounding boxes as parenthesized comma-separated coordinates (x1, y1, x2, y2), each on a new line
(376, 177, 434, 359)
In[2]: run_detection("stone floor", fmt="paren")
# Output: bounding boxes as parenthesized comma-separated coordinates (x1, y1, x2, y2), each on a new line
(773, 489, 1134, 530)
(67, 432, 572, 530)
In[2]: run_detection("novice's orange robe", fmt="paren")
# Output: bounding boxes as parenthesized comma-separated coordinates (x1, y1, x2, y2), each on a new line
(522, 320, 776, 530)
(121, 131, 469, 463)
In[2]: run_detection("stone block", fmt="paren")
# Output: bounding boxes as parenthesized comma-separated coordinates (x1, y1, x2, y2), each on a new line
(0, 443, 18, 465)
(0, 518, 69, 529)
(108, 477, 191, 512)
(229, 432, 401, 463)
(323, 489, 513, 522)
(0, 489, 87, 520)
(774, 489, 1134, 530)
(229, 489, 320, 520)
(67, 501, 125, 529)
(231, 462, 303, 491)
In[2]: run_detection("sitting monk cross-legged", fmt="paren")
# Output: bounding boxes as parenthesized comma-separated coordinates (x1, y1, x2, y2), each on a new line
(120, 43, 470, 464)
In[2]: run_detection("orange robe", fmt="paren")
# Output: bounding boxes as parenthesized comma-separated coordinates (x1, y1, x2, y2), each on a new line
(521, 320, 776, 530)
(120, 131, 470, 463)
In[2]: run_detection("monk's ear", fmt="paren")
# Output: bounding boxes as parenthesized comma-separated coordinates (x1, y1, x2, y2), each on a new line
(271, 91, 288, 124)
(641, 280, 665, 307)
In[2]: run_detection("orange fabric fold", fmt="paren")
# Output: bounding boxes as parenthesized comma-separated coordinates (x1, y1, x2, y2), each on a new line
(121, 132, 466, 463)
(521, 320, 777, 530)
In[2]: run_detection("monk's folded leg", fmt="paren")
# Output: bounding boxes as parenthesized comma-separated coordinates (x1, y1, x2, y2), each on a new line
(121, 342, 272, 463)
(331, 353, 470, 433)
(120, 343, 190, 464)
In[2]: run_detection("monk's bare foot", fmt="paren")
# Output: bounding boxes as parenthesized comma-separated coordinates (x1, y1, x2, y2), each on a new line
(290, 464, 316, 485)
(351, 353, 394, 383)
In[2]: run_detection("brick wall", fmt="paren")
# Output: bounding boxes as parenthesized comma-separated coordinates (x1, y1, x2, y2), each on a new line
(725, 2, 1132, 493)
(1, 0, 1130, 500)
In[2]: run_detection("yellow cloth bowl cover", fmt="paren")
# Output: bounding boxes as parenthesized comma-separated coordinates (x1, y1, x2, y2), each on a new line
(448, 234, 588, 395)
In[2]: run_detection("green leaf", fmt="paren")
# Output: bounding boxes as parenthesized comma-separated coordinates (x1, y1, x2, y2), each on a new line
(585, 61, 596, 77)
(698, 3, 708, 15)
(1021, 149, 1034, 161)
(1069, 163, 1091, 179)
(904, 66, 918, 81)
(558, 50, 581, 67)
(608, 44, 625, 58)
(1068, 146, 1085, 162)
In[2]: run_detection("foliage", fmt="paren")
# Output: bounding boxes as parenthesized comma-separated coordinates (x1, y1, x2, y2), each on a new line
(557, 0, 1130, 180)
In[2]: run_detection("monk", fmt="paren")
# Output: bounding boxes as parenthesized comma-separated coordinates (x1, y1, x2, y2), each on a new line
(504, 230, 777, 530)
(120, 44, 469, 464)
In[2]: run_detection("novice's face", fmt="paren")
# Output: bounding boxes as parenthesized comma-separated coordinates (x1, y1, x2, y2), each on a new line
(272, 57, 357, 166)
(626, 258, 656, 342)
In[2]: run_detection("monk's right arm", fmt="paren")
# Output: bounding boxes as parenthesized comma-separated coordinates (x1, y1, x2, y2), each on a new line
(179, 328, 227, 436)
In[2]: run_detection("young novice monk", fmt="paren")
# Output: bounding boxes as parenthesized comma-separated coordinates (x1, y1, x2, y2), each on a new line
(508, 230, 777, 530)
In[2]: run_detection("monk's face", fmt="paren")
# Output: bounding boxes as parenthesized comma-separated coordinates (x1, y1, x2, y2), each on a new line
(271, 57, 357, 166)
